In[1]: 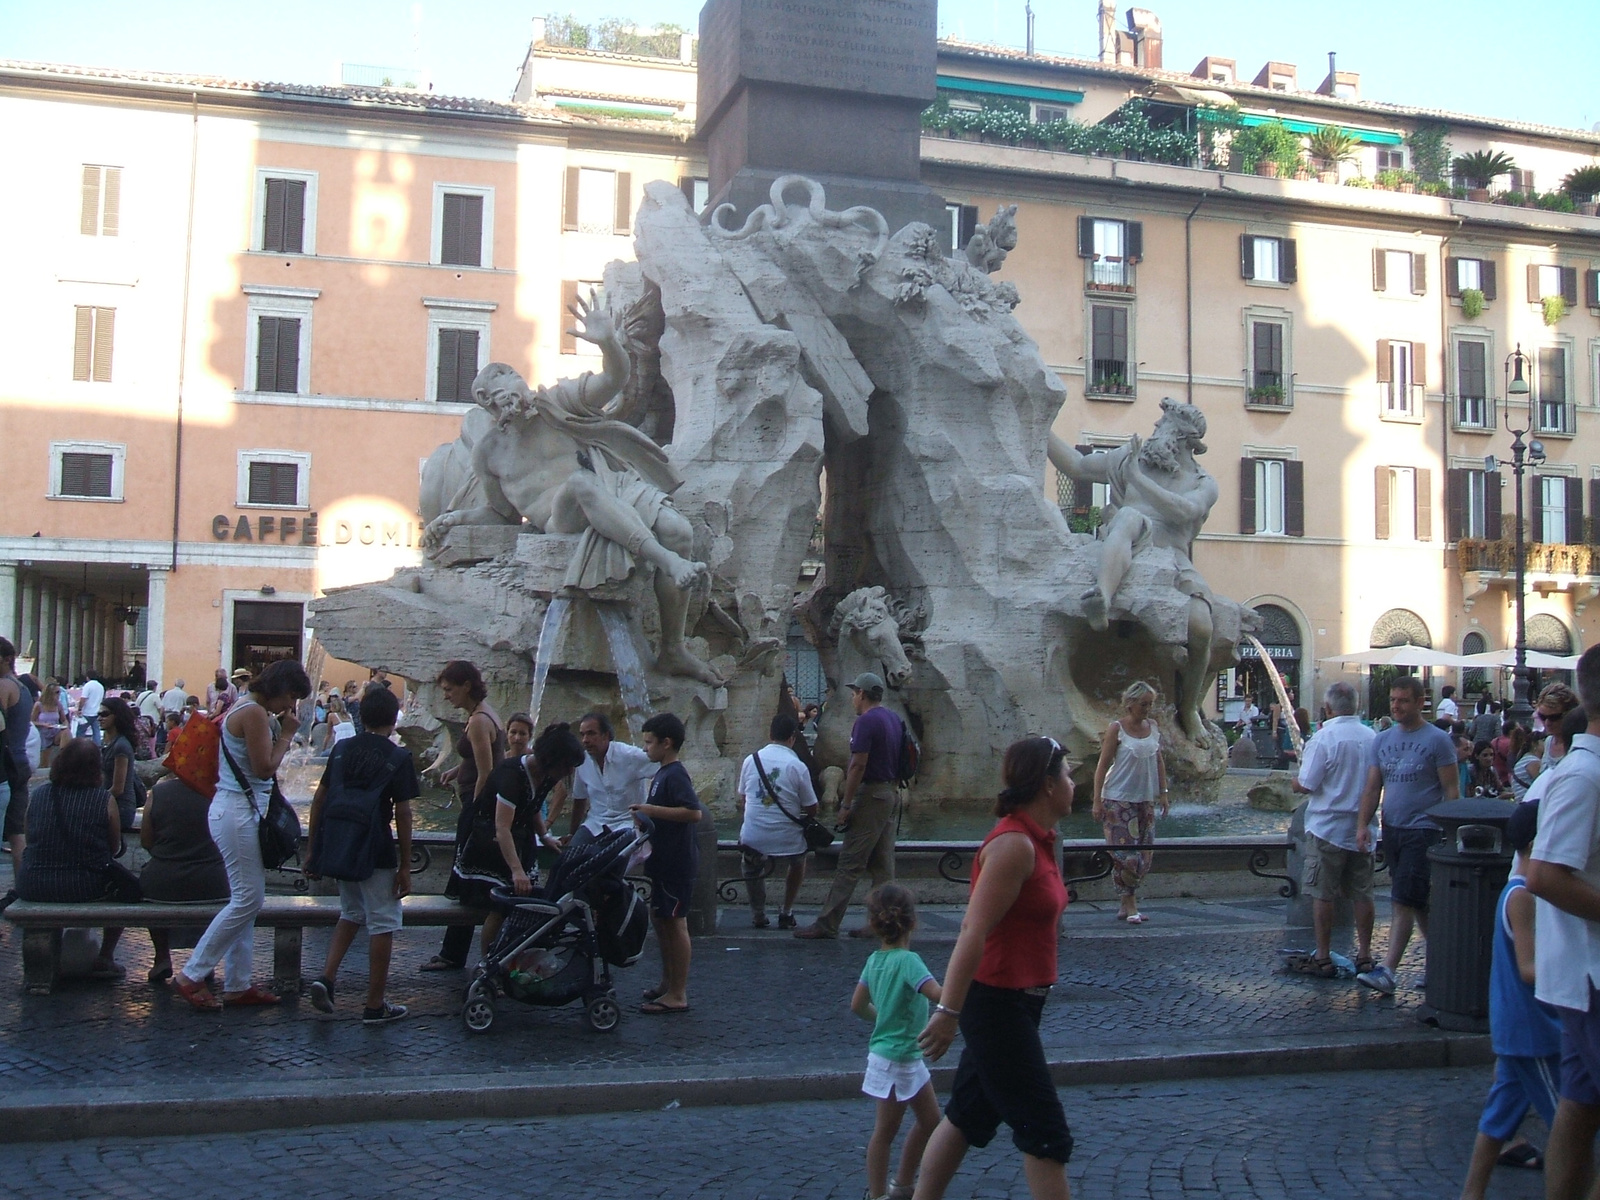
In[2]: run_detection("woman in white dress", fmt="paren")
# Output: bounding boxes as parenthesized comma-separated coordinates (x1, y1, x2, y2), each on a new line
(1091, 681, 1169, 923)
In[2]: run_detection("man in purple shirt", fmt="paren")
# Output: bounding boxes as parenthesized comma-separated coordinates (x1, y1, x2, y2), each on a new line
(796, 672, 905, 940)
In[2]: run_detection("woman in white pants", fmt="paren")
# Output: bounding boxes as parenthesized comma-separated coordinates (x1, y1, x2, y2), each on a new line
(172, 660, 309, 1011)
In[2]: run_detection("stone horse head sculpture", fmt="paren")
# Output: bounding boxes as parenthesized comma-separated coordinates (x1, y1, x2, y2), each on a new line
(830, 586, 920, 687)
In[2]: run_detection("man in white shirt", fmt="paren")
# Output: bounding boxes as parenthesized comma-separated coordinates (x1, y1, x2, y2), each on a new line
(737, 713, 820, 930)
(1435, 685, 1459, 723)
(1290, 681, 1377, 975)
(567, 712, 656, 845)
(137, 681, 163, 727)
(161, 679, 188, 718)
(77, 675, 105, 746)
(1527, 644, 1600, 1198)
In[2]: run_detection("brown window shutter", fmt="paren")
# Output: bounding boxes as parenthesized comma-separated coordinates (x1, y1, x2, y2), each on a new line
(461, 194, 483, 267)
(276, 317, 300, 393)
(100, 167, 121, 237)
(256, 316, 279, 391)
(60, 452, 88, 495)
(1445, 257, 1461, 298)
(1481, 260, 1497, 301)
(91, 307, 114, 382)
(1415, 467, 1432, 541)
(281, 179, 305, 254)
(958, 205, 978, 250)
(563, 166, 581, 232)
(437, 328, 460, 402)
(1374, 466, 1391, 539)
(1376, 339, 1392, 384)
(1372, 247, 1386, 291)
(1069, 445, 1095, 512)
(1125, 220, 1143, 262)
(1590, 479, 1600, 546)
(457, 330, 479, 398)
(440, 194, 462, 264)
(1281, 239, 1297, 283)
(614, 171, 632, 235)
(1527, 263, 1541, 300)
(560, 281, 579, 354)
(1411, 252, 1426, 296)
(1568, 476, 1585, 546)
(1530, 475, 1544, 544)
(1486, 472, 1503, 540)
(1079, 217, 1096, 259)
(1239, 234, 1254, 279)
(263, 179, 287, 252)
(1446, 468, 1466, 541)
(1412, 342, 1426, 388)
(276, 463, 299, 506)
(247, 462, 268, 504)
(1239, 459, 1257, 534)
(1284, 460, 1305, 537)
(72, 306, 93, 381)
(80, 165, 100, 236)
(1561, 267, 1579, 306)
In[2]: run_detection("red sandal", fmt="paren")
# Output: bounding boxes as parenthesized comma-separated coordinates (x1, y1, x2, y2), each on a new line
(223, 985, 282, 1008)
(171, 974, 221, 1011)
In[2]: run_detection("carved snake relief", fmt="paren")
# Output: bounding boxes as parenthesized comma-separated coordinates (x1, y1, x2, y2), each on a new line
(708, 175, 889, 281)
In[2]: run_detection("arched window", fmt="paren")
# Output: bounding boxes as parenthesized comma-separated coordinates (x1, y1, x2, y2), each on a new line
(1238, 602, 1303, 708)
(1370, 609, 1432, 648)
(1526, 614, 1572, 654)
(1462, 631, 1488, 695)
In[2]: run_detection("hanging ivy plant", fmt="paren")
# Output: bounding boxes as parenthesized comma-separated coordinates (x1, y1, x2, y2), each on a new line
(1460, 287, 1485, 319)
(1543, 294, 1568, 326)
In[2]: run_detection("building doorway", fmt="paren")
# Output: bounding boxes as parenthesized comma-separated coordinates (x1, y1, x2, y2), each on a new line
(1368, 608, 1432, 715)
(231, 600, 304, 676)
(1236, 603, 1302, 710)
(1526, 613, 1574, 695)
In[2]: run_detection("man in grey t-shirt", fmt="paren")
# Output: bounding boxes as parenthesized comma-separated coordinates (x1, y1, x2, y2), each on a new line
(1355, 674, 1459, 994)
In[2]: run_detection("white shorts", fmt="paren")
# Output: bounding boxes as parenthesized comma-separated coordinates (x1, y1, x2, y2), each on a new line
(337, 869, 403, 936)
(862, 1051, 931, 1101)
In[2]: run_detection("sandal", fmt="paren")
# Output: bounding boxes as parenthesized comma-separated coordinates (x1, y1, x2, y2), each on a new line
(171, 973, 221, 1011)
(421, 955, 464, 973)
(1124, 913, 1149, 924)
(642, 985, 666, 1002)
(147, 963, 174, 984)
(1497, 1142, 1543, 1170)
(223, 985, 282, 1007)
(1288, 953, 1338, 979)
(1354, 957, 1377, 976)
(639, 1000, 691, 1015)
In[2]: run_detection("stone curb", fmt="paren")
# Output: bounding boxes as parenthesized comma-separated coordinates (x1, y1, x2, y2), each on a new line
(0, 1029, 1490, 1143)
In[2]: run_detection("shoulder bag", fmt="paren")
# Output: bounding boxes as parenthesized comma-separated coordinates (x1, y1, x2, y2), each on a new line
(219, 735, 302, 872)
(753, 752, 833, 851)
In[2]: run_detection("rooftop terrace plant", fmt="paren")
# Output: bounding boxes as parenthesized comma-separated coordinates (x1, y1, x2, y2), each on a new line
(1452, 150, 1517, 190)
(1561, 164, 1600, 201)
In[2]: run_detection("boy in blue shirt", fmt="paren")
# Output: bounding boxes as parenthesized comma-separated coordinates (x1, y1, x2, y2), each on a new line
(1459, 799, 1561, 1198)
(632, 712, 702, 1014)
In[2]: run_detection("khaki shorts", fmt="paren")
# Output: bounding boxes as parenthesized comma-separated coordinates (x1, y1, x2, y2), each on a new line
(1302, 834, 1374, 903)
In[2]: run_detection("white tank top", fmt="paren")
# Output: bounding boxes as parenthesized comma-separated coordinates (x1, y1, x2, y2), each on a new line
(1102, 721, 1161, 802)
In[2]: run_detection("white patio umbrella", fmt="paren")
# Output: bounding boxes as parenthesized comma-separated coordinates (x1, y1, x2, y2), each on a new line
(1457, 648, 1581, 671)
(1317, 645, 1468, 668)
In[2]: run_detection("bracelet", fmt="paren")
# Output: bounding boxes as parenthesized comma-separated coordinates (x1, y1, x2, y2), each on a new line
(933, 1003, 961, 1018)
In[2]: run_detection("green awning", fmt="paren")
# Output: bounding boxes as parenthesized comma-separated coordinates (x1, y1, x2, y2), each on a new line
(936, 75, 1084, 105)
(1234, 113, 1402, 146)
(551, 98, 678, 118)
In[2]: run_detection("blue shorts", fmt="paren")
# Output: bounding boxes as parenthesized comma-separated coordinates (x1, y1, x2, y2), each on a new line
(648, 873, 692, 920)
(1479, 1053, 1562, 1139)
(1559, 993, 1600, 1107)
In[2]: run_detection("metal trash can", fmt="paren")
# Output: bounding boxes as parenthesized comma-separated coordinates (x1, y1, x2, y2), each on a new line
(1420, 798, 1517, 1032)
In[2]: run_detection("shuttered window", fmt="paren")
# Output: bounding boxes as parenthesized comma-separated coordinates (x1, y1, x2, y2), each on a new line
(255, 316, 301, 393)
(1533, 475, 1584, 545)
(1447, 468, 1499, 541)
(435, 328, 480, 402)
(1375, 466, 1431, 541)
(1078, 217, 1142, 287)
(71, 306, 115, 382)
(439, 192, 485, 267)
(947, 202, 978, 255)
(1240, 235, 1297, 284)
(559, 280, 603, 354)
(58, 451, 115, 498)
(680, 177, 710, 215)
(247, 461, 300, 507)
(1538, 348, 1571, 434)
(1088, 305, 1131, 394)
(79, 165, 121, 237)
(1249, 320, 1285, 403)
(1240, 458, 1304, 537)
(262, 178, 307, 254)
(1455, 340, 1489, 428)
(563, 167, 631, 236)
(1447, 257, 1496, 300)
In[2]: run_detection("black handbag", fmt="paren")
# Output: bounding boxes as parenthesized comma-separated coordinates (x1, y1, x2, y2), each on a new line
(220, 738, 302, 871)
(753, 752, 834, 851)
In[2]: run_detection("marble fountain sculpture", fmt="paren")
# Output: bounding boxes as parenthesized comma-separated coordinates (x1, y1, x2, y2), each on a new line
(309, 177, 1256, 811)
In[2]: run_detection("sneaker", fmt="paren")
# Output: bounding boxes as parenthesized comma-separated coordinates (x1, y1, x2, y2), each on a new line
(307, 977, 334, 1014)
(751, 914, 771, 929)
(777, 913, 797, 930)
(1357, 964, 1396, 995)
(362, 1002, 408, 1025)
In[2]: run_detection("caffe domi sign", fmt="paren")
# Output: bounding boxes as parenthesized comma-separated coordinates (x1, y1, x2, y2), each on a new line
(212, 512, 421, 547)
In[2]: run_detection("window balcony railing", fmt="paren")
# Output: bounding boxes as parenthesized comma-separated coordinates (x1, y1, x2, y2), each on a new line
(1088, 259, 1132, 290)
(1536, 400, 1573, 436)
(1248, 373, 1288, 407)
(1087, 360, 1134, 397)
(1457, 538, 1596, 577)
(1453, 393, 1493, 431)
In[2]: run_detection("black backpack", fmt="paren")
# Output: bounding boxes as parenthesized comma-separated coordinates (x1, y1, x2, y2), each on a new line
(307, 743, 401, 881)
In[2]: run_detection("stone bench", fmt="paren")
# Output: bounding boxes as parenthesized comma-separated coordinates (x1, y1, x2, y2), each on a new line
(4, 895, 487, 996)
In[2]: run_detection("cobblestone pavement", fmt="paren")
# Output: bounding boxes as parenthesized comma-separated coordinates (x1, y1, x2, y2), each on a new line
(0, 896, 1436, 1097)
(0, 1066, 1543, 1199)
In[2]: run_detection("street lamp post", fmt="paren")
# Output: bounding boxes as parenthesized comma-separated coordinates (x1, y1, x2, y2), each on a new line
(1489, 344, 1544, 727)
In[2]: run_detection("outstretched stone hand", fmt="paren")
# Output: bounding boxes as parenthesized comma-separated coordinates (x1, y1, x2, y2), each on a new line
(566, 286, 616, 349)
(420, 510, 464, 550)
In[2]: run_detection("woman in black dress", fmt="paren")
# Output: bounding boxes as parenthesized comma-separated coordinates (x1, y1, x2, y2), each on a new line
(454, 718, 585, 956)
(140, 775, 230, 983)
(423, 660, 505, 971)
(17, 738, 127, 979)
(97, 696, 141, 831)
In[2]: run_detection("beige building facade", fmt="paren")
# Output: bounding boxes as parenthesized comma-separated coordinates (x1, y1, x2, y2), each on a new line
(3, 15, 1599, 720)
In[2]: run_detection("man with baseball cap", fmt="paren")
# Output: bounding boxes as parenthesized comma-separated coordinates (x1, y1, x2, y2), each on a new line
(795, 671, 906, 940)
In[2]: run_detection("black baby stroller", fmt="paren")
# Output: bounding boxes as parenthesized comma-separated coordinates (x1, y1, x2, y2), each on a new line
(462, 817, 651, 1033)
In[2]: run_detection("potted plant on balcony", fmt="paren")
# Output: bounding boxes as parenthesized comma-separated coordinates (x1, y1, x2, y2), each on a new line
(1562, 164, 1600, 216)
(1453, 149, 1516, 201)
(1234, 121, 1303, 178)
(1307, 127, 1358, 184)
(1543, 294, 1568, 326)
(1460, 287, 1485, 320)
(1248, 383, 1286, 405)
(1374, 168, 1418, 192)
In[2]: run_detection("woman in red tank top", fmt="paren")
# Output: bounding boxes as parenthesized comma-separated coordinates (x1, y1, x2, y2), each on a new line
(913, 737, 1074, 1200)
